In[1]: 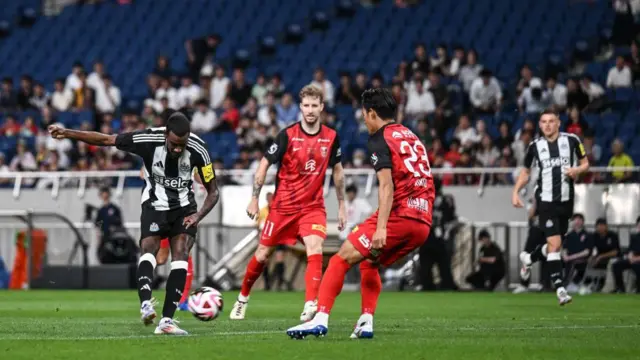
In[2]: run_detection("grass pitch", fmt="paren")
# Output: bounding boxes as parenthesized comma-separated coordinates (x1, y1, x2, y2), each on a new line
(0, 290, 637, 359)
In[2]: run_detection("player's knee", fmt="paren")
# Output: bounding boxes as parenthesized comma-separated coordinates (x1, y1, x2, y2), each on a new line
(140, 237, 160, 255)
(546, 237, 562, 253)
(360, 260, 379, 271)
(255, 244, 274, 263)
(337, 241, 364, 266)
(303, 235, 323, 256)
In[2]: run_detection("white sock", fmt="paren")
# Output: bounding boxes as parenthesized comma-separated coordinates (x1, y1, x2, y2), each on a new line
(358, 313, 373, 324)
(522, 252, 532, 266)
(556, 287, 566, 295)
(238, 294, 249, 303)
(542, 244, 548, 257)
(314, 312, 329, 327)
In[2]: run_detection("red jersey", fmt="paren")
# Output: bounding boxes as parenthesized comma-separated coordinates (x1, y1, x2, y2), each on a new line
(368, 123, 435, 225)
(265, 123, 341, 215)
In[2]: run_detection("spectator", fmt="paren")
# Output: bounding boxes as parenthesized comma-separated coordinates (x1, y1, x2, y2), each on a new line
(10, 139, 37, 171)
(339, 183, 373, 243)
(390, 82, 406, 123)
(176, 75, 201, 109)
(370, 73, 384, 89)
(210, 66, 231, 109)
(427, 71, 450, 112)
(409, 43, 430, 79)
(0, 78, 17, 111)
(276, 93, 299, 128)
(257, 92, 276, 126)
(606, 55, 633, 88)
(494, 121, 514, 151)
(29, 83, 49, 111)
(565, 107, 588, 137)
(454, 114, 477, 149)
(562, 213, 592, 290)
(545, 75, 567, 112)
(352, 71, 368, 103)
(516, 64, 542, 96)
(514, 118, 536, 140)
(630, 41, 640, 84)
(310, 68, 335, 108)
(405, 70, 428, 96)
(608, 139, 635, 182)
(39, 106, 56, 132)
(583, 130, 602, 165)
(185, 34, 220, 79)
(512, 130, 533, 167)
(465, 229, 506, 291)
(448, 46, 465, 77)
(71, 72, 95, 110)
(469, 69, 502, 114)
(405, 79, 435, 120)
(86, 61, 106, 90)
(191, 99, 218, 133)
(242, 96, 259, 121)
(153, 55, 173, 80)
(444, 138, 462, 166)
(458, 49, 482, 92)
(45, 123, 73, 168)
(611, 216, 640, 293)
(430, 44, 449, 75)
(154, 77, 178, 112)
(220, 97, 240, 130)
(456, 149, 479, 185)
(102, 112, 121, 133)
(251, 74, 268, 105)
(518, 78, 550, 114)
(65, 61, 84, 91)
(1, 115, 21, 136)
(0, 153, 10, 185)
(17, 75, 33, 110)
(336, 72, 357, 106)
(50, 78, 72, 112)
(20, 116, 38, 137)
(589, 218, 620, 290)
(229, 68, 252, 107)
(94, 187, 123, 237)
(566, 78, 590, 111)
(266, 73, 285, 99)
(95, 75, 121, 114)
(415, 120, 433, 148)
(476, 134, 500, 167)
(580, 75, 606, 111)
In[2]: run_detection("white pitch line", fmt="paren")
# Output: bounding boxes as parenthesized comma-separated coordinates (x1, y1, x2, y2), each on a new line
(0, 324, 637, 341)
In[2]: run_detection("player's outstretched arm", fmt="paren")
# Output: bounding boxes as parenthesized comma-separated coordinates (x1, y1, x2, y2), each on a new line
(332, 162, 346, 231)
(246, 157, 270, 220)
(48, 125, 116, 146)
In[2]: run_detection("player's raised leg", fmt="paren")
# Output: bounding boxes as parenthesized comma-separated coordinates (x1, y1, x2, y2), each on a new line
(230, 243, 275, 319)
(138, 236, 162, 326)
(154, 233, 194, 335)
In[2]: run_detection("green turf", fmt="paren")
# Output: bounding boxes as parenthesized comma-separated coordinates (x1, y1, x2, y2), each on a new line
(0, 290, 637, 359)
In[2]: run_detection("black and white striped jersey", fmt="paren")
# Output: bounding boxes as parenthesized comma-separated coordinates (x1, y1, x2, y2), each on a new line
(115, 127, 215, 211)
(524, 132, 587, 203)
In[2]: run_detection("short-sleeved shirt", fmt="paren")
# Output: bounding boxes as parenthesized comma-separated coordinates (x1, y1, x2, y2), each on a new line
(592, 231, 620, 256)
(367, 123, 435, 225)
(115, 127, 215, 211)
(265, 123, 341, 215)
(564, 229, 593, 256)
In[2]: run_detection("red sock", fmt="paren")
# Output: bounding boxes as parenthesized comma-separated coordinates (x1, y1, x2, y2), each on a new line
(317, 255, 351, 314)
(359, 261, 382, 315)
(179, 256, 193, 303)
(304, 254, 323, 302)
(240, 256, 265, 298)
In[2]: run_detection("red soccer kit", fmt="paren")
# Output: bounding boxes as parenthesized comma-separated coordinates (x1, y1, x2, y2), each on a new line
(348, 123, 435, 266)
(261, 122, 342, 246)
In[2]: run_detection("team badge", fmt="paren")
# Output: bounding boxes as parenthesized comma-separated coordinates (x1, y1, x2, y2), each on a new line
(150, 222, 159, 232)
(546, 220, 553, 228)
(320, 146, 328, 158)
(371, 153, 378, 166)
(180, 161, 191, 173)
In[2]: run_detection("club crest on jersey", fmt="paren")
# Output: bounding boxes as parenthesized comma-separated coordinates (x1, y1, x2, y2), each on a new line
(268, 143, 278, 154)
(305, 160, 316, 172)
(370, 153, 379, 166)
(179, 161, 190, 173)
(320, 146, 328, 158)
(150, 222, 159, 232)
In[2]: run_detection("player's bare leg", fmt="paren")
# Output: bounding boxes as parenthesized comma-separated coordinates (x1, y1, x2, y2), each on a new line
(545, 235, 572, 305)
(350, 260, 380, 339)
(231, 244, 275, 320)
(138, 236, 162, 326)
(287, 240, 364, 339)
(154, 234, 194, 335)
(300, 234, 324, 321)
(156, 247, 169, 265)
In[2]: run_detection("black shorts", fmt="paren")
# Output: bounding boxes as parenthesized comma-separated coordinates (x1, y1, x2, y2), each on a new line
(536, 201, 574, 238)
(140, 204, 197, 240)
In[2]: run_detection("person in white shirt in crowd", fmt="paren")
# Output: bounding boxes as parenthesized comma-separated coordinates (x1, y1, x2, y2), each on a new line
(512, 129, 534, 167)
(472, 118, 490, 144)
(448, 46, 465, 77)
(404, 70, 429, 95)
(454, 114, 478, 149)
(29, 83, 49, 111)
(580, 75, 606, 102)
(469, 69, 503, 114)
(458, 49, 482, 92)
(516, 64, 542, 96)
(518, 78, 550, 114)
(51, 78, 72, 112)
(210, 65, 231, 109)
(545, 75, 568, 112)
(606, 55, 633, 88)
(252, 74, 268, 105)
(65, 62, 84, 91)
(476, 134, 501, 167)
(257, 91, 276, 126)
(95, 75, 121, 114)
(9, 140, 37, 171)
(191, 99, 219, 134)
(339, 184, 373, 241)
(86, 61, 106, 90)
(154, 77, 179, 111)
(405, 79, 436, 120)
(266, 73, 285, 99)
(310, 67, 335, 108)
(176, 75, 201, 109)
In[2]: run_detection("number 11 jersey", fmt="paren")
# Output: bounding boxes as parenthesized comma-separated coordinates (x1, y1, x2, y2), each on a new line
(367, 123, 435, 225)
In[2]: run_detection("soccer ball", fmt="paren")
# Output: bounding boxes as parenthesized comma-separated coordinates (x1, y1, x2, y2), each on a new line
(187, 286, 224, 321)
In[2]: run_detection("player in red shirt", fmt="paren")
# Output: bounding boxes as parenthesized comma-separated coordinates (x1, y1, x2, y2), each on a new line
(286, 88, 435, 339)
(230, 85, 347, 321)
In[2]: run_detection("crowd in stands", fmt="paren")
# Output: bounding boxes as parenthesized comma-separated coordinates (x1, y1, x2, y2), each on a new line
(0, 1, 638, 187)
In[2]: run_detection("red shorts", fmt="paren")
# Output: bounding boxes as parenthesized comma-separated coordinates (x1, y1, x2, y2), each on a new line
(160, 238, 170, 249)
(348, 214, 430, 266)
(260, 208, 327, 247)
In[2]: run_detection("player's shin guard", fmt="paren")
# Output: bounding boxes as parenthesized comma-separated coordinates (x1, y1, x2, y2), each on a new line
(162, 260, 188, 319)
(137, 253, 157, 303)
(317, 255, 351, 315)
(359, 262, 381, 315)
(179, 256, 193, 304)
(547, 252, 563, 290)
(240, 255, 265, 298)
(304, 254, 323, 302)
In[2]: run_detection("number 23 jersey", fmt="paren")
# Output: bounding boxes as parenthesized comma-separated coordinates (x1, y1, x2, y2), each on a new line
(368, 123, 435, 225)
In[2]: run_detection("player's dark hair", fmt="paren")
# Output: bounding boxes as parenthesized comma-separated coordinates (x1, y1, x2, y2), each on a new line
(361, 88, 397, 120)
(166, 111, 190, 137)
(540, 108, 559, 118)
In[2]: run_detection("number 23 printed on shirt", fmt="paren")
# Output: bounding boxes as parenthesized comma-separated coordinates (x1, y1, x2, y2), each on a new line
(400, 140, 431, 177)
